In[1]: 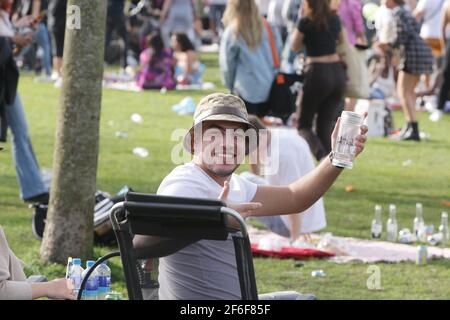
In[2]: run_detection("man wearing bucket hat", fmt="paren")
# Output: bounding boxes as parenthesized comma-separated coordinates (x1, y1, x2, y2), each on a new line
(134, 93, 368, 300)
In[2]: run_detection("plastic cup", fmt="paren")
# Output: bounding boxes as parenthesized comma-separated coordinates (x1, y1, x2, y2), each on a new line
(332, 111, 364, 169)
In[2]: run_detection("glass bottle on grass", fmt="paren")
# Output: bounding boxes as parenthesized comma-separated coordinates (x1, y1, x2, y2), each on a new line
(386, 204, 398, 242)
(371, 205, 382, 239)
(439, 212, 449, 244)
(413, 203, 425, 241)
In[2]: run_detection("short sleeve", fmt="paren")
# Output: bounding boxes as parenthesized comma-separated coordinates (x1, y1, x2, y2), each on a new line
(297, 17, 308, 33)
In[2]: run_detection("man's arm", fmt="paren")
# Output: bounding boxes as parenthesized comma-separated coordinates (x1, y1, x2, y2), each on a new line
(249, 121, 368, 217)
(251, 157, 343, 216)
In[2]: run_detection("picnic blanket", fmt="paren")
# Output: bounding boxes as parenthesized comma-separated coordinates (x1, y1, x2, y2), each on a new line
(248, 227, 450, 263)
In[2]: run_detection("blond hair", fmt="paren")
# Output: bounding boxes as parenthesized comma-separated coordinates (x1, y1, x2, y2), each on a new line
(222, 0, 263, 49)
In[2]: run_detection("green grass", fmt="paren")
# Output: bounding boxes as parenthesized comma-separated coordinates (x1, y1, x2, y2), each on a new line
(1, 52, 449, 299)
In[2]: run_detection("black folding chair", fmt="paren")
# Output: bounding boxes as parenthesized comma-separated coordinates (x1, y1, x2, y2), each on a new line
(109, 192, 258, 300)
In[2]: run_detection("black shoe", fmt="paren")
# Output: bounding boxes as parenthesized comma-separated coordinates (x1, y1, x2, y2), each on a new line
(31, 203, 48, 240)
(400, 122, 420, 141)
(24, 192, 49, 204)
(398, 122, 412, 137)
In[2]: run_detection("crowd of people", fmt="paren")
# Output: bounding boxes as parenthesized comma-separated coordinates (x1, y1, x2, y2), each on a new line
(0, 0, 448, 300)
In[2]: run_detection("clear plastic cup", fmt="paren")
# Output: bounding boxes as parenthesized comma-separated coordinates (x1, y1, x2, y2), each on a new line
(332, 111, 364, 169)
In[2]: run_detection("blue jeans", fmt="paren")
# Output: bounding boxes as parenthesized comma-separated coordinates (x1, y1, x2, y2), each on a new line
(20, 23, 52, 75)
(35, 23, 52, 76)
(5, 94, 48, 199)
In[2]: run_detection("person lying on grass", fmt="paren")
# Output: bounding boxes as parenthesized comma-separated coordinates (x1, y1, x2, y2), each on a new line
(134, 93, 368, 300)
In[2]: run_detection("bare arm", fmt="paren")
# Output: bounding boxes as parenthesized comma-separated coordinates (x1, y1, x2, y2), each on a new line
(186, 50, 196, 74)
(412, 8, 424, 21)
(251, 157, 343, 216)
(249, 121, 368, 217)
(160, 0, 172, 22)
(291, 29, 304, 53)
(32, 0, 41, 19)
(31, 279, 75, 300)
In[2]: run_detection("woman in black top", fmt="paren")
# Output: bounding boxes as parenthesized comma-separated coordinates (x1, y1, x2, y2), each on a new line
(291, 0, 346, 161)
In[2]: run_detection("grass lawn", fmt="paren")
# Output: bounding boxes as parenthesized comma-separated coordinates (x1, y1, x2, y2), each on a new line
(1, 53, 449, 299)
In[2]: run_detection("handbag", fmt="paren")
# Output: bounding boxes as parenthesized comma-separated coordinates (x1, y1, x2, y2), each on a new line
(337, 28, 370, 99)
(263, 19, 299, 122)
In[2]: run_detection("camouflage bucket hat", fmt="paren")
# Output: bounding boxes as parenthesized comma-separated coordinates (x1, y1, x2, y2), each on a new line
(183, 93, 258, 154)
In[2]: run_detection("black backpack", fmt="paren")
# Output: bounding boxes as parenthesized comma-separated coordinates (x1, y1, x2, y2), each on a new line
(31, 187, 133, 246)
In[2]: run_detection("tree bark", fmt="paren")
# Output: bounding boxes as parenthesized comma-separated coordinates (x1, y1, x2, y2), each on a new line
(40, 0, 106, 264)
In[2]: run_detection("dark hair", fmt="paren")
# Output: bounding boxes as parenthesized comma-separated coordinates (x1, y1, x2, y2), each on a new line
(147, 32, 165, 65)
(173, 33, 195, 52)
(306, 0, 334, 31)
(393, 0, 405, 5)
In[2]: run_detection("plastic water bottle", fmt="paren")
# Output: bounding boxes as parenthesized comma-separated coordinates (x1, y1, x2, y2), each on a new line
(371, 205, 383, 239)
(439, 212, 449, 243)
(69, 258, 84, 297)
(96, 261, 111, 300)
(386, 204, 398, 242)
(413, 203, 425, 240)
(82, 260, 99, 300)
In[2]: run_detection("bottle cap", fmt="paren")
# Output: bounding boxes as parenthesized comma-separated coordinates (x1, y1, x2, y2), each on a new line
(73, 258, 81, 265)
(86, 260, 95, 268)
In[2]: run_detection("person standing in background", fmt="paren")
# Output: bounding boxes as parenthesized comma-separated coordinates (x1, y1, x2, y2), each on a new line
(0, 5, 49, 203)
(160, 0, 197, 48)
(105, 0, 129, 73)
(267, 0, 286, 41)
(206, 0, 228, 42)
(291, 0, 346, 160)
(337, 0, 367, 45)
(280, 0, 302, 73)
(413, 0, 446, 93)
(220, 0, 282, 117)
(47, 0, 66, 85)
(377, 0, 433, 141)
(431, 0, 450, 121)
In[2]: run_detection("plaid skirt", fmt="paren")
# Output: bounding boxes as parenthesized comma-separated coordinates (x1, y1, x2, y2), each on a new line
(398, 40, 434, 75)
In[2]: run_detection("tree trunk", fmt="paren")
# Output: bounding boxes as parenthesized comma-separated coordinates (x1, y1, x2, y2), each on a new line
(40, 0, 106, 264)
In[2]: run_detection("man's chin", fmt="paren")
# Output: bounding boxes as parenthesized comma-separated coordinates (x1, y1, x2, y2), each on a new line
(208, 164, 239, 177)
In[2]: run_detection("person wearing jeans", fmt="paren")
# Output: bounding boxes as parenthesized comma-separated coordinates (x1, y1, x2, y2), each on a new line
(5, 94, 48, 201)
(35, 22, 52, 76)
(0, 13, 48, 203)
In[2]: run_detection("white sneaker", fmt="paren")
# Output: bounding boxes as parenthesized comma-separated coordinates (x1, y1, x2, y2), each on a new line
(34, 75, 55, 83)
(429, 110, 443, 122)
(54, 77, 63, 88)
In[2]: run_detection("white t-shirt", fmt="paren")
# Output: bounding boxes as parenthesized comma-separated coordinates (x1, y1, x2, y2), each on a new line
(157, 162, 257, 300)
(375, 5, 397, 44)
(263, 128, 326, 235)
(416, 0, 445, 39)
(0, 11, 15, 37)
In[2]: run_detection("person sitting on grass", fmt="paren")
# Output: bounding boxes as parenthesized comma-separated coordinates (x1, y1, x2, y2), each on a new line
(171, 32, 204, 86)
(0, 226, 75, 300)
(136, 31, 176, 90)
(242, 115, 327, 244)
(133, 93, 368, 300)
